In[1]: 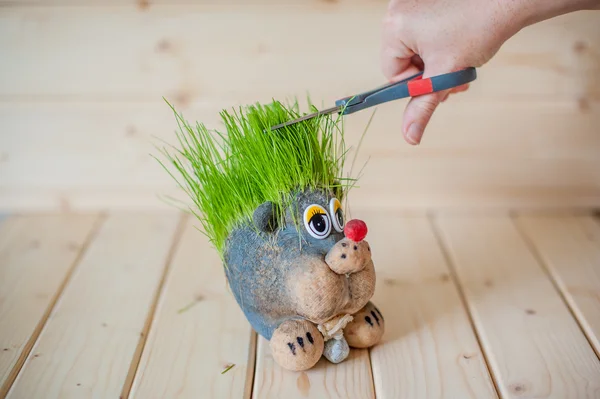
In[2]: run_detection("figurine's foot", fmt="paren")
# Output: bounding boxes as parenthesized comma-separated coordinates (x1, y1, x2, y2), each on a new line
(270, 319, 324, 371)
(345, 301, 385, 348)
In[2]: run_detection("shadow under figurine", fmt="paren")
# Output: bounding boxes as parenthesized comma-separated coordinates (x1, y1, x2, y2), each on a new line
(157, 99, 384, 371)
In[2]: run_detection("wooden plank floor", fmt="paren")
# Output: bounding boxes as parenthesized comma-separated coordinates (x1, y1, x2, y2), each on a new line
(1, 210, 599, 399)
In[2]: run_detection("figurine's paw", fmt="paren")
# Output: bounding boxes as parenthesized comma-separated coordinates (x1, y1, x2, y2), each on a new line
(345, 302, 385, 348)
(270, 319, 324, 371)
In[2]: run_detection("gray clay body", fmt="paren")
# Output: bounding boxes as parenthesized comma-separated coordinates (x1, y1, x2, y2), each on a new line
(223, 188, 374, 340)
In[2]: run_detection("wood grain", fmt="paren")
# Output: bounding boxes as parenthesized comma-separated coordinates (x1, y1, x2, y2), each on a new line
(129, 216, 256, 399)
(0, 5, 598, 211)
(1, 100, 598, 212)
(0, 214, 99, 397)
(515, 214, 600, 357)
(5, 212, 181, 399)
(252, 336, 375, 399)
(0, 7, 597, 101)
(360, 211, 497, 398)
(434, 215, 600, 398)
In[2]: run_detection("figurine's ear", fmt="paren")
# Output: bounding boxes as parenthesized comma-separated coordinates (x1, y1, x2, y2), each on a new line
(252, 201, 279, 232)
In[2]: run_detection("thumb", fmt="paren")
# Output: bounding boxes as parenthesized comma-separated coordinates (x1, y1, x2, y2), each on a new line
(402, 66, 450, 145)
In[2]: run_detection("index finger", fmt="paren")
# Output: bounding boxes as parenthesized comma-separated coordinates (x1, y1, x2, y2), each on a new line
(380, 17, 420, 81)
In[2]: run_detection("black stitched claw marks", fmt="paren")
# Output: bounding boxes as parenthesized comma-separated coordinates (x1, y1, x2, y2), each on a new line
(287, 333, 316, 355)
(270, 320, 324, 371)
(287, 342, 296, 355)
(370, 310, 380, 325)
(345, 301, 385, 349)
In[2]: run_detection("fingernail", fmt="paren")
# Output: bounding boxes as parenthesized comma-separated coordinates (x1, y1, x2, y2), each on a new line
(406, 123, 422, 145)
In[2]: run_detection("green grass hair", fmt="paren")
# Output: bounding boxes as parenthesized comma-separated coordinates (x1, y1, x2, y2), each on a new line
(155, 98, 367, 255)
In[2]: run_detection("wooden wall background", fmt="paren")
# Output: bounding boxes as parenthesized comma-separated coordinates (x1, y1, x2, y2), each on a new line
(0, 1, 599, 212)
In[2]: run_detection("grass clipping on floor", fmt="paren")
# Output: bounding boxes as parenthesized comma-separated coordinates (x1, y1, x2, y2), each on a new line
(155, 98, 367, 256)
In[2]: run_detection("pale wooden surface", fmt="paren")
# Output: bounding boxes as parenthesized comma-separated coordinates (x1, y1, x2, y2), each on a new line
(253, 337, 374, 399)
(0, 6, 597, 100)
(434, 215, 600, 399)
(515, 214, 600, 357)
(364, 211, 497, 399)
(6, 213, 181, 399)
(0, 214, 99, 397)
(1, 211, 599, 399)
(2, 101, 599, 212)
(0, 4, 599, 211)
(129, 217, 254, 399)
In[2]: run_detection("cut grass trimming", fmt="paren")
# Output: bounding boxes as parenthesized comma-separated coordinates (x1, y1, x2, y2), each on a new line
(154, 97, 370, 257)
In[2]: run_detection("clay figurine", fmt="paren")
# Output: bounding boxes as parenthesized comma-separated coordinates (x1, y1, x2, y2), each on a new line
(156, 99, 384, 371)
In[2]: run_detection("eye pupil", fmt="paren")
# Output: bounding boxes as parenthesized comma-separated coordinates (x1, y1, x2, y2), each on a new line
(311, 214, 327, 233)
(336, 209, 344, 226)
(303, 204, 332, 239)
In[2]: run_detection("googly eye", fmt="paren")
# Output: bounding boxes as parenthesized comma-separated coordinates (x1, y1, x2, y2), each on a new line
(329, 197, 344, 233)
(303, 204, 331, 239)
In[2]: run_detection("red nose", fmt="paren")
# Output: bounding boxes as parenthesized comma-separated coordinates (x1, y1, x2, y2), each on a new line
(344, 219, 368, 242)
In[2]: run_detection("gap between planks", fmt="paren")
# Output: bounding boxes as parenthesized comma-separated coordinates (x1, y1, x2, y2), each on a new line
(432, 212, 600, 398)
(427, 213, 502, 399)
(119, 212, 188, 399)
(0, 213, 106, 399)
(5, 212, 185, 398)
(513, 214, 600, 360)
(3, 211, 597, 398)
(512, 216, 597, 356)
(245, 330, 258, 399)
(126, 214, 259, 398)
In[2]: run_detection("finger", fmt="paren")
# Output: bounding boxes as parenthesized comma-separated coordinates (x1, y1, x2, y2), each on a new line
(443, 83, 470, 102)
(410, 54, 425, 71)
(380, 16, 416, 81)
(401, 63, 470, 144)
(450, 83, 470, 93)
(389, 63, 423, 83)
(381, 45, 417, 82)
(380, 41, 422, 84)
(402, 90, 446, 145)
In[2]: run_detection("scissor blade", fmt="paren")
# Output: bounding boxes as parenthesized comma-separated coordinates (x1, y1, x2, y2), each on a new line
(270, 105, 342, 131)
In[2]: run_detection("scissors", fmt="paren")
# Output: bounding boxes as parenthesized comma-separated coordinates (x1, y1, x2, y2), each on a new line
(270, 67, 477, 131)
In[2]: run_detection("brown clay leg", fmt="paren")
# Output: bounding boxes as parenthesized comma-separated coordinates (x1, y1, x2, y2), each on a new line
(270, 319, 324, 371)
(344, 301, 385, 349)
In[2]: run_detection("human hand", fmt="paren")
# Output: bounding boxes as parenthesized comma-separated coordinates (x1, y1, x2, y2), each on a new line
(381, 0, 525, 145)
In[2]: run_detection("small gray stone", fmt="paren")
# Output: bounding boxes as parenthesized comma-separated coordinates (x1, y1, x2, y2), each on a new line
(323, 337, 350, 364)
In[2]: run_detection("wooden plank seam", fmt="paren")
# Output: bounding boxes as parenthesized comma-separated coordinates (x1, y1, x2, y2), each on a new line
(245, 330, 257, 399)
(119, 212, 189, 399)
(427, 213, 502, 398)
(0, 213, 106, 399)
(512, 215, 600, 361)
